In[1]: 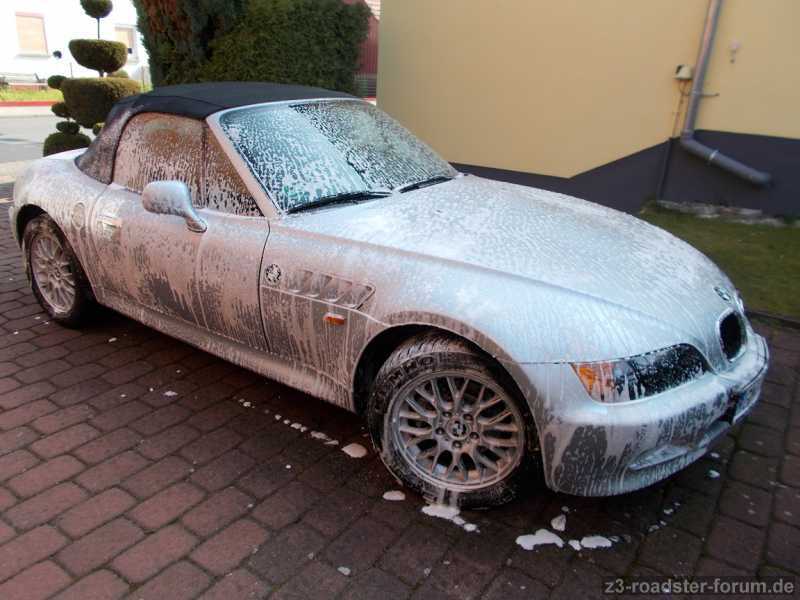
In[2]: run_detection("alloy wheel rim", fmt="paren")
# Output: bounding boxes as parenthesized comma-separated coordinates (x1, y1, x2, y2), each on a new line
(30, 231, 76, 313)
(389, 372, 525, 491)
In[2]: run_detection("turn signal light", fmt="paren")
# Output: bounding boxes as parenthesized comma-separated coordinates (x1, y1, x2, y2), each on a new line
(323, 312, 346, 326)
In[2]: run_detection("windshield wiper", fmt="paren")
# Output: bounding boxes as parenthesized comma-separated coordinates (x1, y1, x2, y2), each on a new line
(394, 175, 454, 194)
(287, 189, 392, 214)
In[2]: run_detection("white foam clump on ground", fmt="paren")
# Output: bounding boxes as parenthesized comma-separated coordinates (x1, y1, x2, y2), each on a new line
(580, 535, 613, 549)
(422, 504, 459, 520)
(108, 337, 117, 342)
(550, 514, 566, 531)
(421, 503, 479, 533)
(382, 490, 406, 501)
(163, 390, 178, 397)
(516, 528, 614, 552)
(310, 431, 339, 446)
(337, 566, 351, 576)
(708, 469, 721, 479)
(516, 529, 564, 550)
(341, 443, 368, 458)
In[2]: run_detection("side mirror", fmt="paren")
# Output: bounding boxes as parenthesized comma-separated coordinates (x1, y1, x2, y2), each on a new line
(142, 181, 206, 233)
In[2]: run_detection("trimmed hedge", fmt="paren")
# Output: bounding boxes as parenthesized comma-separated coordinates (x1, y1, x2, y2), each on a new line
(93, 122, 105, 135)
(69, 39, 128, 73)
(80, 0, 113, 20)
(47, 75, 67, 90)
(51, 102, 70, 118)
(61, 77, 141, 128)
(109, 69, 129, 78)
(200, 0, 369, 93)
(43, 132, 92, 156)
(56, 121, 80, 135)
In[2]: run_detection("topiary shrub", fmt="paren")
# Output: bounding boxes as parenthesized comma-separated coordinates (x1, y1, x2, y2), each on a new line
(109, 69, 129, 78)
(47, 75, 67, 90)
(43, 0, 137, 158)
(200, 0, 369, 93)
(81, 0, 113, 19)
(56, 121, 80, 135)
(93, 122, 105, 135)
(61, 77, 141, 128)
(51, 102, 70, 118)
(43, 132, 92, 156)
(69, 39, 128, 74)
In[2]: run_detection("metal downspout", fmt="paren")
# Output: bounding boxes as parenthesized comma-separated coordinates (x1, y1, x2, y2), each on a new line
(680, 0, 771, 186)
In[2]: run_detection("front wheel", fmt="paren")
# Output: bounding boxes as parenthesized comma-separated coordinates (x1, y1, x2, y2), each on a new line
(23, 214, 94, 327)
(367, 333, 540, 508)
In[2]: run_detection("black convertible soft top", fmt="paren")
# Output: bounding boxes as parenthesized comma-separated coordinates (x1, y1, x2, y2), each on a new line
(76, 81, 354, 184)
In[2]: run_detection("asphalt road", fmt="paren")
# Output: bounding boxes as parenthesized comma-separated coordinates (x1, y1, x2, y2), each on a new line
(0, 115, 60, 163)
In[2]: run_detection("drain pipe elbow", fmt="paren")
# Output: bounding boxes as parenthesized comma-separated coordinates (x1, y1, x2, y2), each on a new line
(679, 134, 772, 186)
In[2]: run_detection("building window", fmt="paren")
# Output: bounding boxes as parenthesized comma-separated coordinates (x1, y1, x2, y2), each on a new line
(115, 26, 138, 62)
(16, 14, 48, 56)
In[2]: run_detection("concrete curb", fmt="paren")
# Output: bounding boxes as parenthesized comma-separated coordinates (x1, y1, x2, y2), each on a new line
(748, 309, 800, 331)
(0, 106, 54, 117)
(0, 101, 55, 107)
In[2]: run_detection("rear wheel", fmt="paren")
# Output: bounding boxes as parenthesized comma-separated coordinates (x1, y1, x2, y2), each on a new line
(367, 332, 539, 508)
(23, 214, 94, 327)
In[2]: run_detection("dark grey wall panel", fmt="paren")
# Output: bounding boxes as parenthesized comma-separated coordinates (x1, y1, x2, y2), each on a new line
(661, 130, 800, 217)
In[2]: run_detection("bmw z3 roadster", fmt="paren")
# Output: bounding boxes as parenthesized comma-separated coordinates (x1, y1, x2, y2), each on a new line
(10, 82, 769, 507)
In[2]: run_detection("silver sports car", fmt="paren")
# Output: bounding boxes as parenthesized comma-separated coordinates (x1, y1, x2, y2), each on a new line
(10, 82, 768, 507)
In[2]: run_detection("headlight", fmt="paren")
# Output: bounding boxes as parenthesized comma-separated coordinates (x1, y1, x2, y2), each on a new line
(571, 344, 707, 404)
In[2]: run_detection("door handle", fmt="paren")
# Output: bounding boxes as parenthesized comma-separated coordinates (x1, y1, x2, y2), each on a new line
(98, 215, 122, 228)
(97, 214, 122, 240)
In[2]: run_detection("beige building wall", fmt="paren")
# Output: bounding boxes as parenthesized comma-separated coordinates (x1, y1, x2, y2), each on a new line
(377, 0, 800, 178)
(702, 0, 800, 139)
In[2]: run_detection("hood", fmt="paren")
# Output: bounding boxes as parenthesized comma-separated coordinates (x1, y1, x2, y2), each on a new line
(282, 175, 737, 358)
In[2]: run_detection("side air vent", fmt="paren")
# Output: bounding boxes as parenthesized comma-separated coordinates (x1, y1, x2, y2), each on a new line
(719, 312, 745, 360)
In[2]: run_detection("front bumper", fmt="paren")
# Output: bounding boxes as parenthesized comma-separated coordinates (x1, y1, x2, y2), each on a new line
(521, 331, 769, 496)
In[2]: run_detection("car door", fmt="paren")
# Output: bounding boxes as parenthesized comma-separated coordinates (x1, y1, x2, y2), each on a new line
(90, 113, 270, 351)
(90, 113, 207, 326)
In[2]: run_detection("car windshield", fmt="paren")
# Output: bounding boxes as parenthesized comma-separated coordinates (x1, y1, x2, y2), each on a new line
(219, 99, 457, 213)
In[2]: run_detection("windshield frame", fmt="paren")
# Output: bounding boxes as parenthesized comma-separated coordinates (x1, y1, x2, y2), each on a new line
(207, 98, 456, 218)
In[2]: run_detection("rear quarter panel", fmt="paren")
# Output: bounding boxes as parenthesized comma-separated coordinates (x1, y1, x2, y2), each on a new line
(12, 152, 107, 292)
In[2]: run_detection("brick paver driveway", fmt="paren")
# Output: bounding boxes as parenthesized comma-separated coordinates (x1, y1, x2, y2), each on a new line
(0, 204, 798, 599)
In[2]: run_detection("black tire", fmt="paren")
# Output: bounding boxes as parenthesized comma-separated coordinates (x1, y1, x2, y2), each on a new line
(23, 213, 95, 327)
(366, 332, 541, 508)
